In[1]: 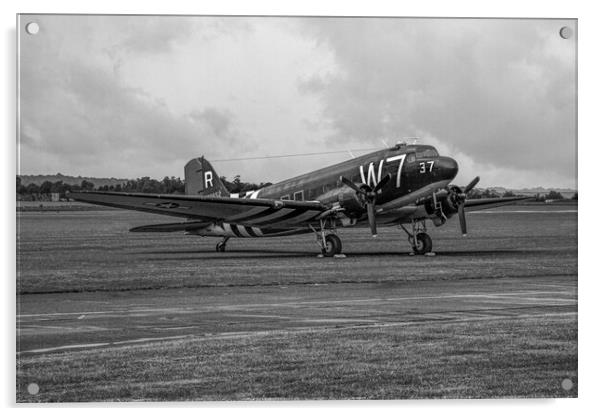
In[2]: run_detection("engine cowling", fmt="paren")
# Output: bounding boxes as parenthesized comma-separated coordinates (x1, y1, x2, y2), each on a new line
(423, 186, 463, 225)
(337, 188, 365, 215)
(423, 178, 480, 234)
(440, 185, 463, 217)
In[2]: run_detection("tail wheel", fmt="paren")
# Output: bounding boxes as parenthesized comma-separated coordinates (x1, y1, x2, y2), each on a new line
(412, 232, 432, 255)
(215, 242, 226, 252)
(323, 234, 342, 257)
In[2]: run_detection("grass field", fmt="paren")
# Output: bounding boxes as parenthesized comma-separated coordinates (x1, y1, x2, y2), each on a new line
(16, 204, 578, 401)
(17, 314, 577, 401)
(17, 201, 114, 212)
(16, 204, 577, 294)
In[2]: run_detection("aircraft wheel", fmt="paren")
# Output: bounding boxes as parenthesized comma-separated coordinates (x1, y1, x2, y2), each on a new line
(323, 234, 342, 257)
(216, 242, 226, 252)
(412, 233, 432, 255)
(334, 236, 343, 254)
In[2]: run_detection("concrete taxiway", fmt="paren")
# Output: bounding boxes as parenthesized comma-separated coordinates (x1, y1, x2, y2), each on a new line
(18, 274, 576, 355)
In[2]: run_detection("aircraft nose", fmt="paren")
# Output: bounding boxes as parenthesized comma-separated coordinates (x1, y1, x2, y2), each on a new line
(439, 157, 459, 180)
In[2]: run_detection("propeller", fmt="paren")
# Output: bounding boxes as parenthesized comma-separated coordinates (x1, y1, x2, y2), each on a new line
(340, 174, 391, 237)
(449, 176, 480, 235)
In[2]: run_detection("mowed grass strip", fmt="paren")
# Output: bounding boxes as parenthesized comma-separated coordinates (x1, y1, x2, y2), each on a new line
(16, 210, 577, 294)
(17, 314, 577, 402)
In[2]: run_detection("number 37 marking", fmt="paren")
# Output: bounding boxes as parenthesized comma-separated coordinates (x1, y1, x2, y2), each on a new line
(419, 161, 434, 173)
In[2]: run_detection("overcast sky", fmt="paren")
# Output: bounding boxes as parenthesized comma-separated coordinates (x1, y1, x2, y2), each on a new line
(18, 15, 576, 189)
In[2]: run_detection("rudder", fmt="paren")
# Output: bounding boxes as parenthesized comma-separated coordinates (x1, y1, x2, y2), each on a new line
(184, 157, 230, 197)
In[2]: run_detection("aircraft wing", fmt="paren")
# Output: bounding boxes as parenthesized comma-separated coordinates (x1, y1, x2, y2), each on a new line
(129, 221, 212, 232)
(464, 196, 532, 212)
(69, 191, 327, 227)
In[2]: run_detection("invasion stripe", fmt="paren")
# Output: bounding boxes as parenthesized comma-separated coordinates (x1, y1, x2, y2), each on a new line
(259, 228, 313, 237)
(245, 226, 258, 237)
(244, 208, 296, 225)
(226, 206, 272, 222)
(252, 227, 263, 236)
(237, 225, 251, 237)
(280, 210, 321, 224)
(222, 223, 234, 236)
(252, 209, 308, 226)
(228, 207, 282, 223)
(263, 210, 320, 227)
(229, 224, 243, 237)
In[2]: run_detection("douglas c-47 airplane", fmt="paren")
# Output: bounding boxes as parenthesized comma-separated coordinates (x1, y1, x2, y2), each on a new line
(71, 142, 528, 257)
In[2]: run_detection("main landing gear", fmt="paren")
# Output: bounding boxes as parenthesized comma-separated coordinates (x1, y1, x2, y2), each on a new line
(323, 234, 342, 257)
(400, 220, 433, 255)
(215, 236, 230, 252)
(310, 219, 343, 257)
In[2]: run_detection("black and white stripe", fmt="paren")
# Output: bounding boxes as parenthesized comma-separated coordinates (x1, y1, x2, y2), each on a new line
(222, 223, 265, 238)
(225, 207, 321, 228)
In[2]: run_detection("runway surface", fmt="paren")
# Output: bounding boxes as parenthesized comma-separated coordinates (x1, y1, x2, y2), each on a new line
(18, 275, 576, 355)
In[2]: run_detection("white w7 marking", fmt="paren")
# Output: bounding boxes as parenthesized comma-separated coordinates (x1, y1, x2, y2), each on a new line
(360, 155, 406, 188)
(359, 160, 384, 187)
(386, 154, 406, 188)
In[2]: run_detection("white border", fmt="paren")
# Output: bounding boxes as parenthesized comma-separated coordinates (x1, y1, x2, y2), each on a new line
(4, 1, 599, 415)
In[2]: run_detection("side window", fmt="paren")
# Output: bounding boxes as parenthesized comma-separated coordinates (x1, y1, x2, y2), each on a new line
(281, 195, 290, 200)
(406, 153, 416, 163)
(293, 191, 304, 201)
(416, 148, 439, 159)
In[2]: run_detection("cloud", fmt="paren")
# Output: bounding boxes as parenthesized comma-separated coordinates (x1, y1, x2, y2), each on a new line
(19, 44, 251, 177)
(18, 15, 262, 178)
(109, 17, 195, 55)
(104, 17, 252, 66)
(18, 16, 576, 189)
(189, 107, 244, 146)
(297, 18, 576, 187)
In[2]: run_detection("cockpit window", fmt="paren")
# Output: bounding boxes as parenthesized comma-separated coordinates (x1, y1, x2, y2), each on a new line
(406, 153, 416, 163)
(416, 148, 439, 158)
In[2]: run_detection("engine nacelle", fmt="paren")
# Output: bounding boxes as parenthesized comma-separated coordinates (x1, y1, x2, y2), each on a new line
(337, 188, 365, 216)
(316, 186, 365, 218)
(439, 195, 460, 218)
(423, 187, 463, 225)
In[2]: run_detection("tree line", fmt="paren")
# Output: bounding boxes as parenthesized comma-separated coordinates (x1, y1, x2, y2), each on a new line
(16, 175, 272, 200)
(467, 188, 576, 201)
(16, 175, 576, 201)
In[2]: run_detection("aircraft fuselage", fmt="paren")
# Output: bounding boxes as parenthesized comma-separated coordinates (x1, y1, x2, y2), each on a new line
(253, 143, 458, 209)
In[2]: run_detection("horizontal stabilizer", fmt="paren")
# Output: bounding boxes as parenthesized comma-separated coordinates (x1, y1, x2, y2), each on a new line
(130, 221, 210, 233)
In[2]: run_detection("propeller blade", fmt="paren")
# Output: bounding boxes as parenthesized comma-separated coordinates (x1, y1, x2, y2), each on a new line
(464, 176, 480, 194)
(373, 173, 392, 193)
(340, 176, 364, 194)
(341, 174, 388, 237)
(458, 203, 467, 235)
(367, 202, 377, 237)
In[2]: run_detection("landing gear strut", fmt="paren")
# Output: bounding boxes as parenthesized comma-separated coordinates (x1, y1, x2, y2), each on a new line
(215, 237, 230, 252)
(310, 218, 343, 257)
(400, 220, 433, 255)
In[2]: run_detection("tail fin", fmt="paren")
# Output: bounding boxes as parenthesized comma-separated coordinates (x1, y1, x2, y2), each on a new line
(184, 157, 230, 197)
